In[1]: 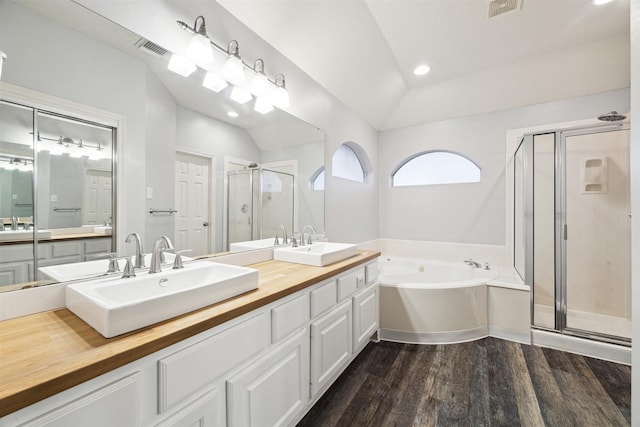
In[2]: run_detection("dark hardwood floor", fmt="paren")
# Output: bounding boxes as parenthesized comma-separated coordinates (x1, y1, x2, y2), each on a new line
(298, 338, 631, 426)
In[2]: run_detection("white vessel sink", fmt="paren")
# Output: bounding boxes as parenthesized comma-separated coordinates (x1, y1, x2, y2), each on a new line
(66, 260, 259, 338)
(0, 229, 52, 241)
(273, 242, 358, 267)
(230, 237, 277, 252)
(39, 253, 189, 282)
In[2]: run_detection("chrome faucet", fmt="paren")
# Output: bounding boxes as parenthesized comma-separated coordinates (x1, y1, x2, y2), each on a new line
(11, 216, 18, 231)
(300, 225, 316, 246)
(125, 232, 145, 268)
(274, 224, 288, 246)
(464, 259, 482, 268)
(149, 236, 174, 274)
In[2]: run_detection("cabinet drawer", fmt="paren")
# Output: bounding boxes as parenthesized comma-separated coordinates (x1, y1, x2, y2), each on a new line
(272, 294, 309, 343)
(51, 241, 82, 258)
(158, 313, 269, 412)
(365, 262, 378, 286)
(85, 238, 112, 254)
(18, 373, 140, 427)
(337, 267, 365, 301)
(310, 279, 337, 318)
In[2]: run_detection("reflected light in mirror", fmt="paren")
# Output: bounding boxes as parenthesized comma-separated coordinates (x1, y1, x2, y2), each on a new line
(230, 85, 252, 104)
(202, 72, 228, 92)
(168, 54, 197, 77)
(254, 97, 274, 114)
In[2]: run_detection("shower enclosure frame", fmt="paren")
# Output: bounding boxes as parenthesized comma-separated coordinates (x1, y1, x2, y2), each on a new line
(226, 167, 296, 250)
(519, 122, 631, 346)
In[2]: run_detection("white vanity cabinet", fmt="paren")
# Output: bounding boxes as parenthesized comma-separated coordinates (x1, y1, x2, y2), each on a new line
(0, 237, 112, 285)
(310, 300, 353, 395)
(227, 328, 309, 427)
(1, 259, 379, 427)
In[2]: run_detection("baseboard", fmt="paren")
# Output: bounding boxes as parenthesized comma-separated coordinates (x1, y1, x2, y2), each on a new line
(488, 326, 531, 344)
(531, 329, 631, 365)
(380, 326, 489, 345)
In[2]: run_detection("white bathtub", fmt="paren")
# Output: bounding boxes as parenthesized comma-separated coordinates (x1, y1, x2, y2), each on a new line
(379, 257, 499, 344)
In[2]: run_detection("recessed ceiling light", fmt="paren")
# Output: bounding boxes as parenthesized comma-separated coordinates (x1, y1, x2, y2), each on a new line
(593, 0, 614, 5)
(227, 111, 239, 118)
(413, 64, 431, 76)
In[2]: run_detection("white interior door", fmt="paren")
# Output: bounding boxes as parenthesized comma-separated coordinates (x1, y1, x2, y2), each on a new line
(175, 152, 211, 256)
(83, 169, 112, 225)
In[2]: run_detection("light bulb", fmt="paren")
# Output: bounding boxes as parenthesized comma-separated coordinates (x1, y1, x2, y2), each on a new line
(221, 55, 245, 85)
(202, 72, 228, 93)
(249, 73, 272, 98)
(254, 97, 274, 114)
(186, 34, 214, 66)
(168, 54, 197, 77)
(271, 85, 289, 108)
(230, 85, 252, 104)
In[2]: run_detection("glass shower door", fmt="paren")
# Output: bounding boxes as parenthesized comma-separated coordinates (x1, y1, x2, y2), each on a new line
(562, 128, 631, 340)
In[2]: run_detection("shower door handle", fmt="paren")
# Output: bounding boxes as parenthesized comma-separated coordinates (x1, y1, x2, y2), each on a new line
(563, 224, 568, 240)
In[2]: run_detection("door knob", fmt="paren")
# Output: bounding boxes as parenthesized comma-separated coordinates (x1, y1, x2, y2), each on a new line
(203, 221, 209, 227)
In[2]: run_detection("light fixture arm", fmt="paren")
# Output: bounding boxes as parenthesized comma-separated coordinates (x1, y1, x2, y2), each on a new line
(193, 15, 207, 36)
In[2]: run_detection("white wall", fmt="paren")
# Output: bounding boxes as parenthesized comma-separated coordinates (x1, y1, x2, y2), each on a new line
(144, 68, 177, 250)
(378, 89, 630, 245)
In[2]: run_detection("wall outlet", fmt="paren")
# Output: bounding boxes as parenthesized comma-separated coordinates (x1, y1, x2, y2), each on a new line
(146, 187, 153, 199)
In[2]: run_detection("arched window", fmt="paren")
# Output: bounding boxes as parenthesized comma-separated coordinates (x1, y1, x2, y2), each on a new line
(332, 142, 368, 183)
(309, 167, 325, 191)
(391, 151, 481, 187)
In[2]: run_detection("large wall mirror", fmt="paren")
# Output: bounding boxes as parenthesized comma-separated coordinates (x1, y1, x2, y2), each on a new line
(0, 0, 325, 292)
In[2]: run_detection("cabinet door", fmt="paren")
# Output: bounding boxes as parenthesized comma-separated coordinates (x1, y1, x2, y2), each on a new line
(353, 285, 378, 351)
(310, 300, 352, 395)
(155, 389, 223, 427)
(227, 328, 309, 427)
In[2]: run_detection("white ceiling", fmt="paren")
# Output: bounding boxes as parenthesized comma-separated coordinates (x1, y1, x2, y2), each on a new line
(219, 0, 631, 130)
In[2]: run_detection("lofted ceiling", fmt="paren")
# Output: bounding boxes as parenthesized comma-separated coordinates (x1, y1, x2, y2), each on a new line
(218, 0, 631, 130)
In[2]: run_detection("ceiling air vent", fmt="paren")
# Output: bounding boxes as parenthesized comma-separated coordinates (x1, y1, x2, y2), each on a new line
(134, 38, 168, 58)
(487, 0, 522, 19)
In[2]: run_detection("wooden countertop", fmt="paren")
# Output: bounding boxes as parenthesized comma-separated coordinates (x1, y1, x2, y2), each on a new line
(0, 232, 110, 246)
(0, 250, 380, 417)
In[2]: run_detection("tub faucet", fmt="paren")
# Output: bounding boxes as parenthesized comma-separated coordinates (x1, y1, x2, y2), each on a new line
(464, 259, 482, 268)
(149, 235, 174, 274)
(125, 232, 145, 268)
(300, 225, 316, 246)
(11, 216, 18, 231)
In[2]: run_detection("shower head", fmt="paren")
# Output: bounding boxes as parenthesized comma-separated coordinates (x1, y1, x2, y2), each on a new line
(597, 111, 626, 122)
(248, 162, 258, 168)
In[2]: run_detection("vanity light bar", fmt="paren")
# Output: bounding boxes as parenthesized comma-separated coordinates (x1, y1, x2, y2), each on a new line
(175, 15, 289, 112)
(36, 133, 106, 159)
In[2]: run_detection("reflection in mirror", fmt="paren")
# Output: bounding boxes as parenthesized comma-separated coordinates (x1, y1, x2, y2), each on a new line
(35, 112, 114, 230)
(0, 0, 325, 294)
(0, 99, 116, 291)
(513, 138, 525, 280)
(227, 168, 295, 251)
